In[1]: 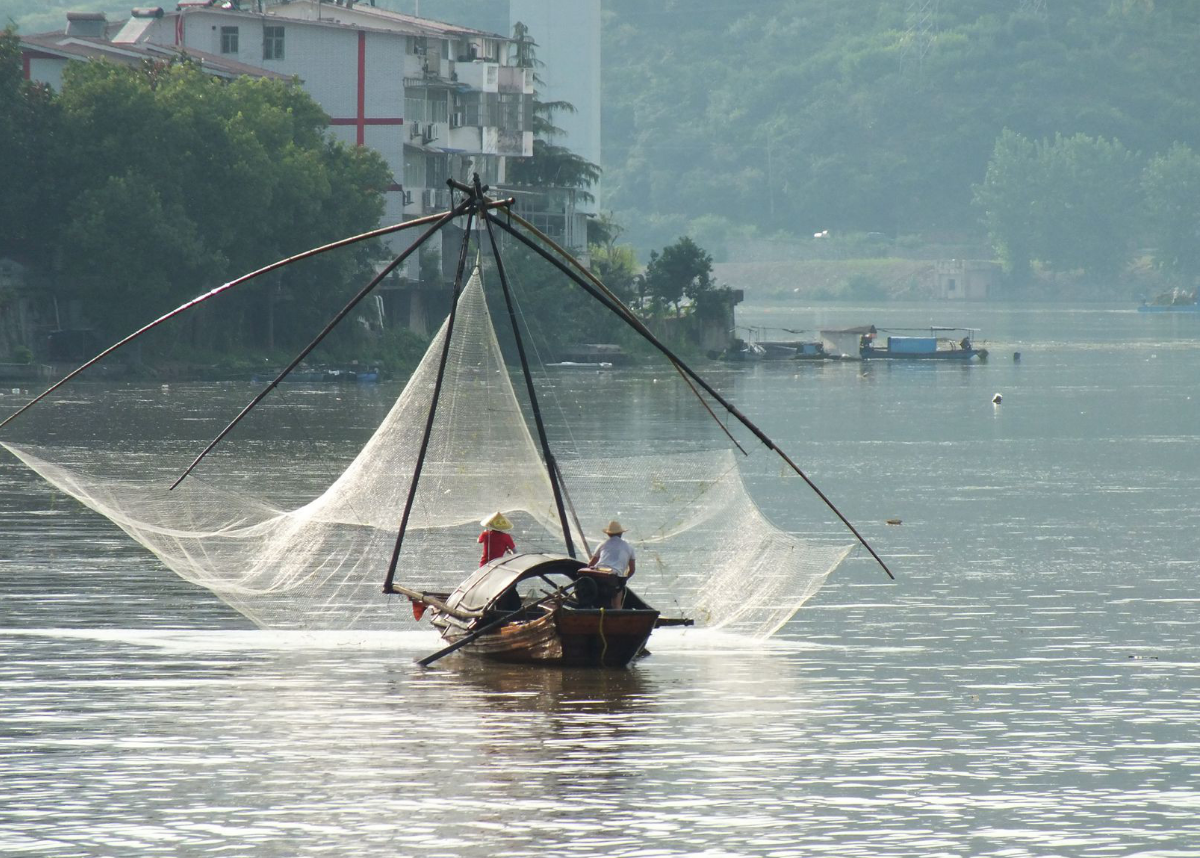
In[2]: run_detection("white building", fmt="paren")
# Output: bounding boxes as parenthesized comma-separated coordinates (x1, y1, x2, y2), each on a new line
(934, 259, 998, 300)
(20, 10, 289, 89)
(23, 1, 534, 234)
(391, 0, 602, 210)
(123, 0, 533, 228)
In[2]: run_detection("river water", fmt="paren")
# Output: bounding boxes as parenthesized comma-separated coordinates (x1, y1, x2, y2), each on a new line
(1, 302, 1198, 857)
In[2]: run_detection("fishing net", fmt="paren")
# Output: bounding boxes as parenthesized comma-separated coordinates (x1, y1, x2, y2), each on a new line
(3, 269, 851, 638)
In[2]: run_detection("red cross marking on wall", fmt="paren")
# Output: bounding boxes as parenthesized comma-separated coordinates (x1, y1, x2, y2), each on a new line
(329, 30, 404, 147)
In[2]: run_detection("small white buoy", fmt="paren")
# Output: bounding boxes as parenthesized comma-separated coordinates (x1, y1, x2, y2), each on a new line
(992, 393, 1003, 404)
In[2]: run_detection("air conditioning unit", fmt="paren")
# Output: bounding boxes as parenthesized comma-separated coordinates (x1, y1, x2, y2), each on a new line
(449, 112, 464, 128)
(422, 189, 435, 208)
(403, 190, 413, 205)
(409, 122, 421, 139)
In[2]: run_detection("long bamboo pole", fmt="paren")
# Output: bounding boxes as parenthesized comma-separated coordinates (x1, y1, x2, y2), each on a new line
(0, 211, 459, 433)
(170, 200, 473, 490)
(480, 179, 575, 559)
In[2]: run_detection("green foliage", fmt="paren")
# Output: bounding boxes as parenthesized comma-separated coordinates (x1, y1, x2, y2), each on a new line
(1142, 143, 1200, 284)
(973, 129, 1038, 278)
(588, 242, 638, 306)
(2, 50, 391, 351)
(602, 1, 1200, 254)
(643, 236, 715, 315)
(974, 130, 1140, 282)
(0, 27, 62, 267)
(59, 170, 224, 335)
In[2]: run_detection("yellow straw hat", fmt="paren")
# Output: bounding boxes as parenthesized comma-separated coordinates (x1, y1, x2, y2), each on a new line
(602, 519, 626, 535)
(480, 511, 513, 531)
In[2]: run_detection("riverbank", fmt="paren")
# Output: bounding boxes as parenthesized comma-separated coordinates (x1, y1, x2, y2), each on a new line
(715, 255, 1171, 303)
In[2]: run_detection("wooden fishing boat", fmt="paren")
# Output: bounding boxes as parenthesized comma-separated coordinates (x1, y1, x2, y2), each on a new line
(416, 554, 663, 667)
(1, 175, 893, 668)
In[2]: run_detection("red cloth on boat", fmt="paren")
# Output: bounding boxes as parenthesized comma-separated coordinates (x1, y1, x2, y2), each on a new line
(478, 529, 516, 566)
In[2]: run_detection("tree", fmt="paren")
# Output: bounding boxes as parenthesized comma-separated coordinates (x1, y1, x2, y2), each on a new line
(973, 129, 1040, 280)
(643, 236, 715, 316)
(47, 57, 392, 349)
(975, 130, 1139, 283)
(1035, 133, 1139, 280)
(0, 26, 63, 266)
(504, 22, 601, 200)
(1142, 143, 1200, 285)
(587, 212, 637, 304)
(59, 172, 224, 338)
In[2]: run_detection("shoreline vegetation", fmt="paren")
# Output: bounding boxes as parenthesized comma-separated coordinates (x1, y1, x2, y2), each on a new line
(8, 0, 1200, 381)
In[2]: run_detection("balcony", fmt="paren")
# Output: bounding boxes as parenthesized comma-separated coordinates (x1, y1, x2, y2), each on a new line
(453, 60, 499, 93)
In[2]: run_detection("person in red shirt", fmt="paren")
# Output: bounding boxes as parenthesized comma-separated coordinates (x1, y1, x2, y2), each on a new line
(478, 511, 516, 566)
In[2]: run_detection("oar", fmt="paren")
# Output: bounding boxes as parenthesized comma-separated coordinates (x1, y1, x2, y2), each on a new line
(417, 581, 578, 668)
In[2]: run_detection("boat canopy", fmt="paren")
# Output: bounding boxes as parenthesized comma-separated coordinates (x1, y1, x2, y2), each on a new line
(445, 553, 586, 614)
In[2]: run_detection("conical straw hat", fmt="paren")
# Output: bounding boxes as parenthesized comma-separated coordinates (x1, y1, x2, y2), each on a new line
(480, 511, 512, 531)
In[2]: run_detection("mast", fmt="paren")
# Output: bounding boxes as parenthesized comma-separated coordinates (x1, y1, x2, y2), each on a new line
(477, 176, 577, 558)
(383, 202, 478, 593)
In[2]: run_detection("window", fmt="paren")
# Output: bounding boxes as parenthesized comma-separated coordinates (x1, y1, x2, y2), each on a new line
(263, 26, 284, 61)
(220, 26, 238, 55)
(428, 91, 448, 124)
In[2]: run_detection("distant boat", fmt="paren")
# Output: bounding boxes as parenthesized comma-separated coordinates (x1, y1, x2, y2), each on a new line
(1138, 288, 1198, 312)
(821, 326, 987, 361)
(720, 327, 840, 362)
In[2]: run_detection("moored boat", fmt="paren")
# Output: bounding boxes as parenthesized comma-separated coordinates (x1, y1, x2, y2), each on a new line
(1137, 290, 1199, 313)
(861, 333, 987, 360)
(820, 326, 987, 360)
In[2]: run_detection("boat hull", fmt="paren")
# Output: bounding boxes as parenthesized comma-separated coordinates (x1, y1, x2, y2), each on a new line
(861, 348, 987, 360)
(442, 604, 660, 668)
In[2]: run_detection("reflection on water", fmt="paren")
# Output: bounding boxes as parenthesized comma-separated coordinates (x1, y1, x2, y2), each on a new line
(2, 304, 1200, 856)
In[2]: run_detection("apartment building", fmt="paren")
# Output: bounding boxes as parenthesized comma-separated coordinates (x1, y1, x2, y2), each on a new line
(20, 1, 600, 270)
(23, 2, 532, 226)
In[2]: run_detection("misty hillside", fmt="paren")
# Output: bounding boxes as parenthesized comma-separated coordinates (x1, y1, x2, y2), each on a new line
(11, 1, 1200, 258)
(601, 0, 1200, 253)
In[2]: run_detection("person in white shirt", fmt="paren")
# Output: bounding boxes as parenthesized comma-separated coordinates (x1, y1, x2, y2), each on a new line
(586, 520, 636, 607)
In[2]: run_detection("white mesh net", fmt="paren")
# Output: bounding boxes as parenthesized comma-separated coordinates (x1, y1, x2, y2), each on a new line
(3, 269, 851, 637)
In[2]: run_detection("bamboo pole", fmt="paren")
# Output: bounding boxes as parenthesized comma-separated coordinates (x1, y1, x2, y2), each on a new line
(170, 200, 474, 490)
(479, 177, 576, 559)
(0, 211, 461, 432)
(487, 211, 894, 580)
